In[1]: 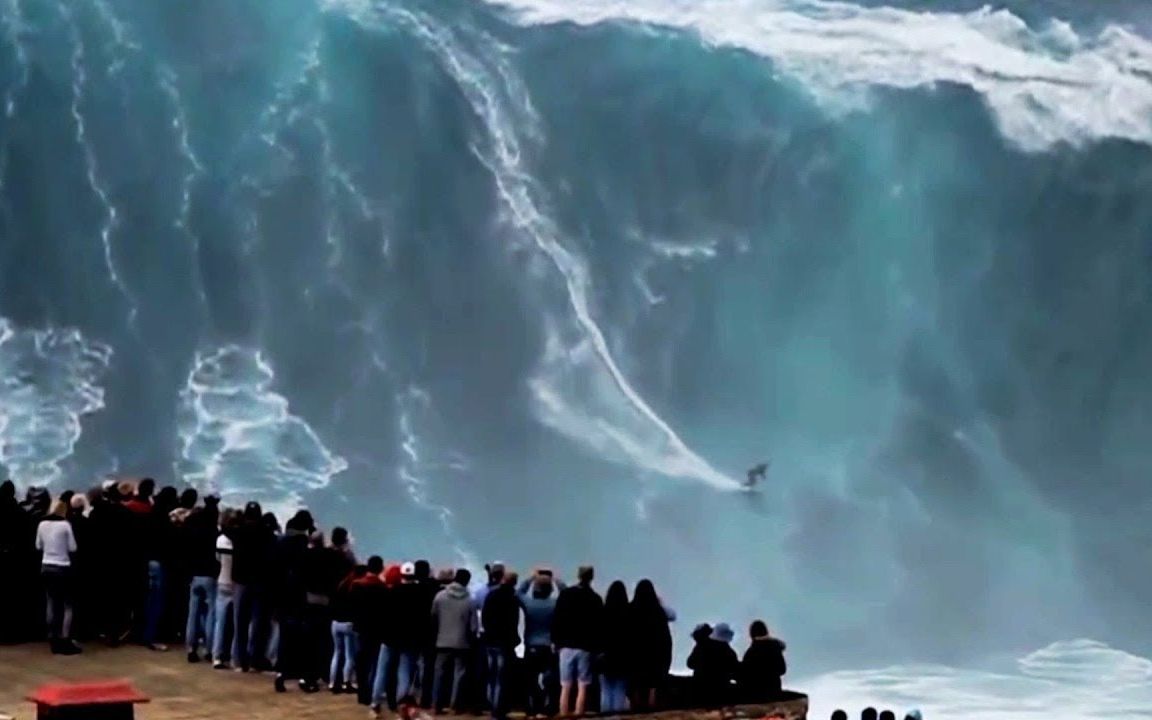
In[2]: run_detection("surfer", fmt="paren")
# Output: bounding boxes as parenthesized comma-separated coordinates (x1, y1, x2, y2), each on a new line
(744, 462, 769, 488)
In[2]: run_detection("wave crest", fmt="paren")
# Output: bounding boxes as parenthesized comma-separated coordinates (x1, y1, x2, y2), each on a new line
(482, 0, 1152, 151)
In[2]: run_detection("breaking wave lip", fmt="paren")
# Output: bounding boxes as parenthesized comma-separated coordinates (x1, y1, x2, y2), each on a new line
(332, 0, 738, 491)
(801, 639, 1152, 720)
(480, 0, 1152, 151)
(0, 318, 112, 489)
(175, 345, 348, 519)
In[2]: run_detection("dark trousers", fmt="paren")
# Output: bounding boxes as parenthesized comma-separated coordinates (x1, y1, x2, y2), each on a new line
(433, 648, 469, 711)
(275, 613, 317, 682)
(525, 645, 557, 716)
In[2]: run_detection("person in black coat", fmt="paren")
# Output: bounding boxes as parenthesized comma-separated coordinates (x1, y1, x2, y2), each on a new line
(553, 566, 604, 717)
(628, 579, 675, 711)
(739, 620, 787, 702)
(687, 623, 739, 707)
(481, 573, 522, 720)
(271, 512, 317, 693)
(387, 563, 431, 708)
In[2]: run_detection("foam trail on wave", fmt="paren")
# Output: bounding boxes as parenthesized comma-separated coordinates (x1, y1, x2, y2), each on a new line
(0, 318, 112, 488)
(241, 27, 382, 280)
(0, 0, 28, 120)
(60, 3, 137, 325)
(175, 346, 348, 519)
(801, 639, 1152, 720)
(396, 387, 481, 572)
(483, 0, 1152, 151)
(0, 0, 29, 200)
(157, 65, 210, 313)
(336, 2, 737, 491)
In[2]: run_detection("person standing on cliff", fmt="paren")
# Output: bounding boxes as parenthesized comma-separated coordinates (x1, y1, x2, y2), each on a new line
(553, 565, 604, 717)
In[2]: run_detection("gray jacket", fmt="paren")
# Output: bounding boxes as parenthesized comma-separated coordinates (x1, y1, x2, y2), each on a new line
(432, 582, 477, 650)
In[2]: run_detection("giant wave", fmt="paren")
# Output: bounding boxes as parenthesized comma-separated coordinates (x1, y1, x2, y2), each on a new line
(2, 0, 1152, 691)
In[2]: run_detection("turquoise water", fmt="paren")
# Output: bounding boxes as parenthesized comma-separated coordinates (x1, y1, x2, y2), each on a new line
(2, 0, 1152, 674)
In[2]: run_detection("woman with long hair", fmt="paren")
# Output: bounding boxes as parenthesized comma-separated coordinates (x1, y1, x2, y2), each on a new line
(597, 580, 631, 714)
(36, 499, 79, 654)
(628, 579, 675, 711)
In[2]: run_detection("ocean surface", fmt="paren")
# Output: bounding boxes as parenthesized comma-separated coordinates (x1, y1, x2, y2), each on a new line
(2, 0, 1152, 715)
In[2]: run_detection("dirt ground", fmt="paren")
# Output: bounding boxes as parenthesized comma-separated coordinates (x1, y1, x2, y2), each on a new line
(0, 643, 374, 720)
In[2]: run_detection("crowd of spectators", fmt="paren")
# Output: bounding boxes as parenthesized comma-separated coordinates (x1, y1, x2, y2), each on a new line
(0, 478, 792, 719)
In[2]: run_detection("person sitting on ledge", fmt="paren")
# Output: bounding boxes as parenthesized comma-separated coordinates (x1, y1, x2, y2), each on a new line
(831, 711, 848, 720)
(687, 622, 739, 707)
(739, 619, 787, 701)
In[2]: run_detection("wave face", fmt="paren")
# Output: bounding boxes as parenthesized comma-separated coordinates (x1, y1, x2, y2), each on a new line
(2, 0, 1152, 670)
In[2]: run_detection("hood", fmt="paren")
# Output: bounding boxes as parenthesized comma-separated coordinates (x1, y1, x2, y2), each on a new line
(758, 637, 787, 651)
(384, 564, 403, 587)
(444, 582, 470, 600)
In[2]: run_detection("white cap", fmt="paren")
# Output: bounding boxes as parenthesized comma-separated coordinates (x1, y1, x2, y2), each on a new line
(400, 561, 416, 577)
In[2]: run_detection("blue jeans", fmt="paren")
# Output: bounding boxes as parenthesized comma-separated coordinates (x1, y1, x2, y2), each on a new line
(212, 584, 236, 662)
(143, 560, 164, 646)
(600, 674, 628, 713)
(330, 621, 358, 686)
(372, 646, 420, 708)
(486, 646, 512, 718)
(186, 576, 216, 654)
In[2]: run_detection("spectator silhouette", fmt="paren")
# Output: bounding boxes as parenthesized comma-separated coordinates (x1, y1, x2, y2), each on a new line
(481, 571, 522, 720)
(518, 568, 563, 718)
(628, 579, 675, 711)
(431, 567, 475, 714)
(598, 581, 631, 714)
(739, 620, 786, 701)
(862, 708, 878, 720)
(554, 565, 603, 717)
(687, 622, 739, 707)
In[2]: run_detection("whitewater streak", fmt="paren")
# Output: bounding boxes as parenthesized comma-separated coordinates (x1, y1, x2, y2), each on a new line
(802, 639, 1152, 720)
(481, 0, 1152, 152)
(334, 0, 739, 491)
(0, 318, 112, 487)
(176, 346, 348, 518)
(60, 1, 137, 327)
(396, 386, 481, 572)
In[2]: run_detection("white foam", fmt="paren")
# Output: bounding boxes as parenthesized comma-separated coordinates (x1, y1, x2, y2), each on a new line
(802, 639, 1152, 720)
(332, 1, 737, 490)
(156, 65, 210, 313)
(59, 2, 136, 325)
(0, 318, 112, 488)
(649, 238, 719, 261)
(480, 0, 1152, 151)
(175, 345, 347, 519)
(395, 386, 481, 572)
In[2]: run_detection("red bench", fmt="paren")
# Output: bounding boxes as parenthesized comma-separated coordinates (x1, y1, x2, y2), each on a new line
(26, 680, 150, 720)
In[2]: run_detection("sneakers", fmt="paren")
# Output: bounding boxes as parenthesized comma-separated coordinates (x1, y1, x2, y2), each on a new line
(213, 660, 228, 670)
